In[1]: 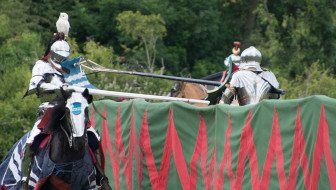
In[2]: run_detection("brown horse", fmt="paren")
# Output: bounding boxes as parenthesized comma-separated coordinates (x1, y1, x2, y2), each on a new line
(169, 81, 246, 106)
(169, 82, 209, 107)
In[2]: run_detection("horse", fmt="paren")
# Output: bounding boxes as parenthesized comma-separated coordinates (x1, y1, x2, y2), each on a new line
(169, 82, 209, 107)
(0, 89, 111, 190)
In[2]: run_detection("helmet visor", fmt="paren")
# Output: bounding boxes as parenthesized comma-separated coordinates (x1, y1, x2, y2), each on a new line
(50, 50, 67, 64)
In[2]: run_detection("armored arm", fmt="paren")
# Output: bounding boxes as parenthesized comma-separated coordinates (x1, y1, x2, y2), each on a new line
(25, 61, 65, 97)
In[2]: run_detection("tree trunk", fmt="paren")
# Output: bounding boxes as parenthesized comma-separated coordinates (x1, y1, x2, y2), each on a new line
(243, 0, 259, 44)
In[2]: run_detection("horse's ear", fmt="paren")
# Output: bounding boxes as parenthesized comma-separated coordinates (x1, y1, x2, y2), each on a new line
(82, 88, 93, 104)
(60, 87, 70, 100)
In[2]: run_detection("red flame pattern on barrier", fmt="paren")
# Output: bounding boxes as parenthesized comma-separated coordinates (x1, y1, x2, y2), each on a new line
(97, 104, 336, 190)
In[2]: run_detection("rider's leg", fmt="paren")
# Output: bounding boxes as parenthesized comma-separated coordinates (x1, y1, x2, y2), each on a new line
(221, 86, 236, 104)
(87, 127, 110, 187)
(22, 119, 42, 183)
(236, 87, 249, 106)
(22, 103, 52, 184)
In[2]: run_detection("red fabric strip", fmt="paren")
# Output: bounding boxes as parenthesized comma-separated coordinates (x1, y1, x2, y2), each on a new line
(287, 105, 311, 189)
(189, 115, 204, 189)
(319, 105, 336, 190)
(235, 110, 261, 189)
(131, 104, 142, 190)
(286, 106, 302, 189)
(274, 108, 287, 190)
(218, 113, 234, 189)
(311, 105, 336, 190)
(260, 113, 275, 190)
(158, 112, 173, 189)
(260, 107, 287, 190)
(124, 105, 136, 190)
(234, 113, 248, 189)
(169, 108, 191, 189)
(139, 111, 160, 189)
(200, 116, 209, 189)
(113, 105, 134, 190)
(245, 118, 260, 190)
(311, 106, 325, 190)
(102, 106, 119, 190)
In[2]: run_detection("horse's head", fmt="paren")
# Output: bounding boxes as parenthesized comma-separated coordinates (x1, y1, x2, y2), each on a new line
(61, 88, 93, 138)
(169, 82, 183, 97)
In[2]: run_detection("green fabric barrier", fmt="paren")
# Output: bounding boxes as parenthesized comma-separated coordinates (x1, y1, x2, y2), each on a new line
(90, 95, 336, 190)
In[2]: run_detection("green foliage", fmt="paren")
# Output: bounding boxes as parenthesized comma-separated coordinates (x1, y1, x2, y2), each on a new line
(192, 59, 222, 78)
(0, 32, 42, 73)
(0, 65, 40, 159)
(0, 14, 11, 40)
(281, 62, 336, 99)
(116, 11, 167, 72)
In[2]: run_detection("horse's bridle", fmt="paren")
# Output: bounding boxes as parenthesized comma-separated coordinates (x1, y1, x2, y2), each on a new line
(60, 109, 74, 148)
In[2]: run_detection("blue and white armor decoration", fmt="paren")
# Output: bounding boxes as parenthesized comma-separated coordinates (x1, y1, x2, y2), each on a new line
(61, 57, 97, 89)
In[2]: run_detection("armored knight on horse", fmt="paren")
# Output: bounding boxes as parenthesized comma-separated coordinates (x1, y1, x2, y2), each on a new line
(221, 46, 283, 105)
(18, 30, 110, 189)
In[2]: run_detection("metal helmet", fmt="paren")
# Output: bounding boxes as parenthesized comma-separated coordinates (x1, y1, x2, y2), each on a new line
(49, 40, 70, 66)
(240, 46, 262, 64)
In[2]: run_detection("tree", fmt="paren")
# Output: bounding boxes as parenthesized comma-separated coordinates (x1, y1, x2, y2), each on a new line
(116, 11, 167, 73)
(280, 62, 336, 99)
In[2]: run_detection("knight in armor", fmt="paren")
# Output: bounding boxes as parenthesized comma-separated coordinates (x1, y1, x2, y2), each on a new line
(21, 33, 107, 187)
(222, 46, 281, 105)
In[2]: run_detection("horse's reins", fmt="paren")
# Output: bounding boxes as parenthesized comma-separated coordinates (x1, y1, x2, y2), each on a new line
(91, 101, 106, 120)
(60, 112, 74, 148)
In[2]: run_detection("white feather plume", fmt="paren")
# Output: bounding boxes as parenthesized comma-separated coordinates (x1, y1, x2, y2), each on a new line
(56, 12, 70, 36)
